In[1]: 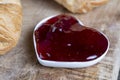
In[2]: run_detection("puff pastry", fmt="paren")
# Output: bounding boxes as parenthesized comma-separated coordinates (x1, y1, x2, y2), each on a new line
(55, 0, 109, 13)
(0, 0, 22, 55)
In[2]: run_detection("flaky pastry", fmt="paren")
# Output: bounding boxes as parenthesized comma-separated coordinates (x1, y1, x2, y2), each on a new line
(0, 0, 22, 55)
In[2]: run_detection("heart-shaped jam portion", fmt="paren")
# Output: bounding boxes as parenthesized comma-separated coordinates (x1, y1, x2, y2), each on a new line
(35, 15, 108, 62)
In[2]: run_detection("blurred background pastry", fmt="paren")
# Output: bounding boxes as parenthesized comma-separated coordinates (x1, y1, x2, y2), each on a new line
(55, 0, 109, 13)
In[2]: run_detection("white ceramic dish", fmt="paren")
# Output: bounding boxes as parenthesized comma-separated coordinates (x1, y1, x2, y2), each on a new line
(33, 15, 110, 68)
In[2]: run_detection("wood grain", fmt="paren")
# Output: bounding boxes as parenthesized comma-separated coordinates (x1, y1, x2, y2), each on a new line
(0, 0, 120, 80)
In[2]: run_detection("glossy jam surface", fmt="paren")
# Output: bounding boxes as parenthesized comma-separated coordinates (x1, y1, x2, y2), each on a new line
(35, 15, 108, 62)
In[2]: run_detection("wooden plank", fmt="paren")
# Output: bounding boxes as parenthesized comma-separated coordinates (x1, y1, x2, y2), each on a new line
(0, 0, 120, 80)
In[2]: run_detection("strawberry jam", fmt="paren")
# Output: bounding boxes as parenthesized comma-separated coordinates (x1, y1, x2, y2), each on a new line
(35, 15, 108, 62)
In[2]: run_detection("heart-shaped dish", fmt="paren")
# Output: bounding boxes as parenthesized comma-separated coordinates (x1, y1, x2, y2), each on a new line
(33, 14, 109, 68)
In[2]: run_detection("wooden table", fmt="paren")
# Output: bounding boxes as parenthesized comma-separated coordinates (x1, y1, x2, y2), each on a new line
(0, 0, 120, 80)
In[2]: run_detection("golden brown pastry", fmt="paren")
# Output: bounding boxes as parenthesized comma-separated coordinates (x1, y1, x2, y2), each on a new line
(55, 0, 109, 13)
(0, 0, 22, 55)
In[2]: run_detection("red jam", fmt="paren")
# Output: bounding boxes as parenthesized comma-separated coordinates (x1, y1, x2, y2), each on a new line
(35, 15, 108, 62)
